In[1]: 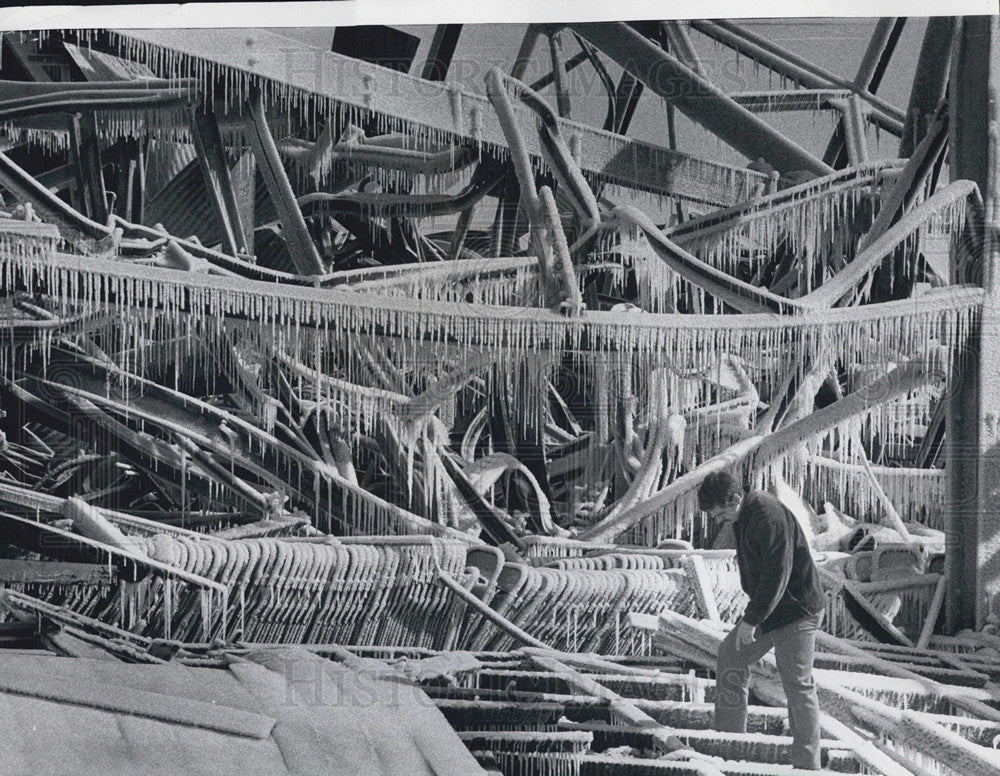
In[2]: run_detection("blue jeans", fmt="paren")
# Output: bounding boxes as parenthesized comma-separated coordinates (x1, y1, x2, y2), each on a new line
(715, 612, 822, 770)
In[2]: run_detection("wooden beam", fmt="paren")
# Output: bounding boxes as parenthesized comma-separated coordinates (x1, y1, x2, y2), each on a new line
(525, 651, 692, 756)
(681, 554, 721, 622)
(839, 578, 915, 646)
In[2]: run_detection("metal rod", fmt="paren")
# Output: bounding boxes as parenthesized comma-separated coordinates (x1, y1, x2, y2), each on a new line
(690, 19, 904, 135)
(547, 28, 572, 119)
(420, 24, 462, 81)
(572, 22, 833, 177)
(244, 88, 324, 275)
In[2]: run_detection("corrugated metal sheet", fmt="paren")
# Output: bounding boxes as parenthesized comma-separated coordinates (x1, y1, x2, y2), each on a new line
(144, 157, 223, 247)
(63, 42, 156, 82)
(144, 139, 196, 203)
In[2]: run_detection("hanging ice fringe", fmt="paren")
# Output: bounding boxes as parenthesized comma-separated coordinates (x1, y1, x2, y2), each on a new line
(3, 248, 981, 413)
(3, 245, 978, 538)
(79, 28, 767, 205)
(332, 256, 543, 306)
(665, 161, 901, 284)
(0, 29, 988, 556)
(802, 456, 947, 531)
(619, 363, 952, 547)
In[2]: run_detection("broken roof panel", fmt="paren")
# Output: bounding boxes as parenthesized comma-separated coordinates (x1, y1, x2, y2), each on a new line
(0, 647, 487, 776)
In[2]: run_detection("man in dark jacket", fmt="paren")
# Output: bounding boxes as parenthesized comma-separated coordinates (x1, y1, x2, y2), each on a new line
(697, 471, 826, 771)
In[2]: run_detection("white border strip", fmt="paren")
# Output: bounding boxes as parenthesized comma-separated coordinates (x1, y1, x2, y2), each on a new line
(0, 2, 995, 31)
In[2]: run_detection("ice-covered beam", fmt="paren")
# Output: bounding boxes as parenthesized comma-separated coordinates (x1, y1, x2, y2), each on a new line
(614, 205, 803, 314)
(946, 15, 1000, 633)
(68, 112, 108, 223)
(853, 18, 903, 93)
(419, 24, 462, 81)
(799, 180, 977, 309)
(659, 21, 704, 76)
(0, 151, 112, 242)
(570, 22, 833, 177)
(546, 29, 572, 119)
(824, 18, 904, 167)
(1, 34, 52, 81)
(525, 651, 697, 759)
(689, 19, 905, 137)
(244, 88, 324, 275)
(0, 78, 189, 120)
(109, 29, 766, 206)
(580, 352, 948, 542)
(900, 18, 956, 158)
(18, 250, 981, 360)
(729, 89, 852, 113)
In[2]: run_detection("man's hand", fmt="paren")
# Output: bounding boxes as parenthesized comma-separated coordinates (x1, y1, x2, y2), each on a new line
(734, 620, 756, 651)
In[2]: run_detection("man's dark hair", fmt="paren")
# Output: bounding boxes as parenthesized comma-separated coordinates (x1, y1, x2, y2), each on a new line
(697, 471, 743, 512)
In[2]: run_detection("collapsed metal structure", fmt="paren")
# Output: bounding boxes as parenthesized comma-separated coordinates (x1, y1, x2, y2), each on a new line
(0, 17, 997, 776)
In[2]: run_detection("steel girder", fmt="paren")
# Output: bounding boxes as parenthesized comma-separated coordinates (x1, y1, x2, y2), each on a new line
(111, 28, 767, 207)
(569, 22, 834, 177)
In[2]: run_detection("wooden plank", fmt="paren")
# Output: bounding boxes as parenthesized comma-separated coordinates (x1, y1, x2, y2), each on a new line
(648, 612, 931, 776)
(525, 651, 698, 759)
(841, 578, 915, 646)
(111, 29, 768, 206)
(681, 554, 721, 623)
